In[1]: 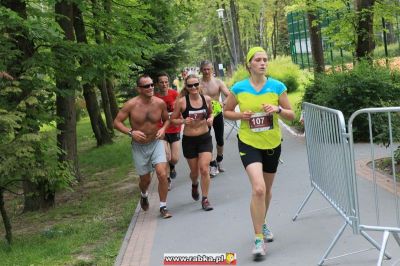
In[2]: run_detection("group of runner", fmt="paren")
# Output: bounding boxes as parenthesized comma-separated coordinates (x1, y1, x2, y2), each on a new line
(113, 61, 228, 218)
(113, 47, 295, 261)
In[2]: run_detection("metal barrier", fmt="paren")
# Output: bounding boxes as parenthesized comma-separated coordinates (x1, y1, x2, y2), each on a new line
(293, 102, 399, 265)
(224, 106, 240, 140)
(349, 107, 400, 265)
(224, 119, 239, 140)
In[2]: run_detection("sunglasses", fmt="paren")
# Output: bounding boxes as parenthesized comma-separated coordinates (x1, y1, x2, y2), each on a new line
(139, 83, 154, 88)
(186, 82, 200, 88)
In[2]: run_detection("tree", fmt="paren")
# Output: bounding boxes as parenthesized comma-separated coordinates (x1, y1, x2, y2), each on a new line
(306, 0, 325, 73)
(72, 3, 112, 146)
(54, 0, 81, 181)
(0, 1, 73, 241)
(355, 0, 376, 60)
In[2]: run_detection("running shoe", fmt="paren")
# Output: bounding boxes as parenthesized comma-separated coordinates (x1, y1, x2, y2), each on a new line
(170, 168, 177, 179)
(263, 224, 274, 242)
(167, 177, 172, 191)
(201, 198, 214, 211)
(192, 183, 200, 201)
(160, 206, 172, 219)
(252, 238, 266, 261)
(209, 165, 219, 177)
(140, 196, 149, 211)
(217, 161, 225, 172)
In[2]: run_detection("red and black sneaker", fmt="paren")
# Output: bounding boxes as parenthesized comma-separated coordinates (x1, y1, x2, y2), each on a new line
(191, 183, 200, 201)
(140, 196, 149, 211)
(201, 198, 214, 211)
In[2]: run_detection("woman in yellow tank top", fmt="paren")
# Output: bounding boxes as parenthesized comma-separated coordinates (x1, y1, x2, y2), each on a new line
(223, 47, 295, 261)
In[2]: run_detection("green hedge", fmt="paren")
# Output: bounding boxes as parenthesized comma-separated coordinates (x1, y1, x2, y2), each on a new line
(227, 56, 302, 93)
(303, 61, 400, 141)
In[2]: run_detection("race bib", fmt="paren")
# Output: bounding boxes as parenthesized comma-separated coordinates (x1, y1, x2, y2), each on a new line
(212, 100, 222, 116)
(249, 112, 273, 132)
(189, 110, 206, 120)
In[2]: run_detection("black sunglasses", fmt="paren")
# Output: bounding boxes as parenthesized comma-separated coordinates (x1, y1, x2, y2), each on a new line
(139, 83, 154, 88)
(186, 82, 200, 88)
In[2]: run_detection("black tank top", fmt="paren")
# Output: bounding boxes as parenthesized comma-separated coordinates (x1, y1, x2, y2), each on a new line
(182, 94, 209, 120)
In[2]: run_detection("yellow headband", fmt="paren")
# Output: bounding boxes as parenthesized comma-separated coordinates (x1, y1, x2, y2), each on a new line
(246, 47, 266, 64)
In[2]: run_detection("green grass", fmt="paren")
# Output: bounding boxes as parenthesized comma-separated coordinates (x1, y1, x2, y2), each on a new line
(0, 117, 138, 265)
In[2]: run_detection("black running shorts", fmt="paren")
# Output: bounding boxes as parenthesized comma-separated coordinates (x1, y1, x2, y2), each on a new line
(164, 132, 181, 144)
(182, 132, 213, 159)
(238, 136, 281, 173)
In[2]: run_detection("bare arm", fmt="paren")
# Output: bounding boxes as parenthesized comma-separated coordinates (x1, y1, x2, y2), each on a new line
(223, 93, 253, 121)
(170, 98, 185, 125)
(156, 101, 170, 139)
(278, 92, 295, 121)
(218, 79, 231, 99)
(261, 92, 295, 121)
(113, 102, 132, 135)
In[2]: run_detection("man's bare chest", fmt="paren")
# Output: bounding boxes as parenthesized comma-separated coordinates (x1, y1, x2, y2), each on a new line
(202, 80, 220, 98)
(130, 105, 161, 123)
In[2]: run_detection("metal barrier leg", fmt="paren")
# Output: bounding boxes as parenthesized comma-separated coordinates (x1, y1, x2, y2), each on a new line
(224, 120, 238, 140)
(318, 222, 347, 266)
(377, 231, 390, 266)
(360, 230, 391, 260)
(392, 232, 400, 246)
(292, 187, 315, 221)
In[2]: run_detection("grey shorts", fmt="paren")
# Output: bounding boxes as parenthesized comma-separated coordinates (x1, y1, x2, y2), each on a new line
(131, 139, 167, 176)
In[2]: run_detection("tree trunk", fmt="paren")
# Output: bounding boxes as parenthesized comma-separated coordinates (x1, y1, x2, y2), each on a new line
(83, 84, 113, 145)
(73, 3, 112, 146)
(259, 5, 265, 47)
(355, 0, 376, 60)
(100, 79, 114, 131)
(103, 0, 118, 120)
(55, 1, 81, 181)
(272, 12, 278, 59)
(386, 21, 396, 44)
(23, 177, 55, 211)
(219, 3, 235, 64)
(106, 79, 118, 119)
(307, 11, 325, 73)
(230, 0, 244, 64)
(91, 0, 102, 44)
(0, 189, 12, 244)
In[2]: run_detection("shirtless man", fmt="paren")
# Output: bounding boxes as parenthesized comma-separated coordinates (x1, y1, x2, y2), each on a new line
(113, 74, 172, 219)
(199, 61, 230, 176)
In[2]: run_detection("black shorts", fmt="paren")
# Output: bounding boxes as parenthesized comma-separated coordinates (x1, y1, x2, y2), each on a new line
(164, 133, 181, 144)
(182, 132, 213, 159)
(238, 136, 281, 173)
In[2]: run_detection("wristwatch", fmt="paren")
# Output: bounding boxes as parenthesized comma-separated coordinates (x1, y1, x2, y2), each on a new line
(128, 129, 133, 136)
(277, 106, 282, 114)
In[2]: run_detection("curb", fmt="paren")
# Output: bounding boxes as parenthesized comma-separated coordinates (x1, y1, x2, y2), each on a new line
(114, 201, 142, 266)
(279, 119, 305, 137)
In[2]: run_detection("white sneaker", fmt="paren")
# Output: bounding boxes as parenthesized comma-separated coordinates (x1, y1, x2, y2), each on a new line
(263, 224, 274, 242)
(252, 238, 266, 261)
(217, 161, 225, 172)
(209, 165, 219, 177)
